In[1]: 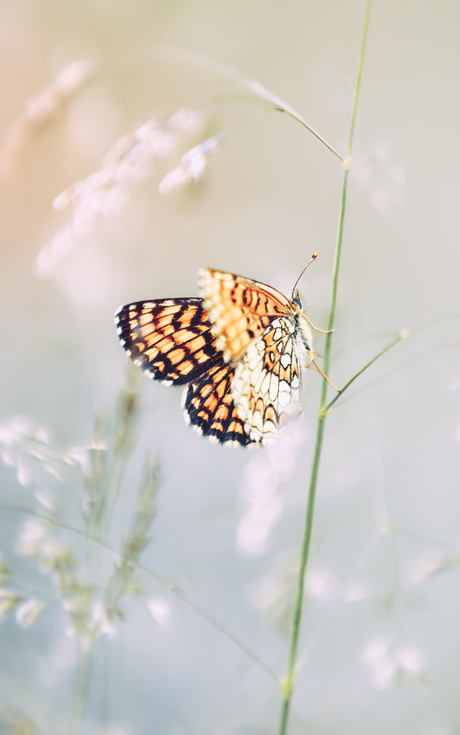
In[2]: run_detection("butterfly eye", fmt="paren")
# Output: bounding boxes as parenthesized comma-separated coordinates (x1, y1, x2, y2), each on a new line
(291, 289, 302, 309)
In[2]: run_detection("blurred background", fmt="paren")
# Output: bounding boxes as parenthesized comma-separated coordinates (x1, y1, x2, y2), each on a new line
(0, 1, 459, 733)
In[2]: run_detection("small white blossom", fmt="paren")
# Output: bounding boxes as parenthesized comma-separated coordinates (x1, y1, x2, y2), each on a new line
(159, 134, 223, 195)
(34, 488, 57, 513)
(362, 635, 425, 689)
(0, 414, 95, 489)
(16, 519, 51, 556)
(305, 566, 335, 602)
(16, 457, 31, 487)
(237, 423, 308, 556)
(147, 597, 171, 629)
(16, 598, 46, 627)
(0, 59, 94, 178)
(408, 550, 460, 583)
(38, 108, 205, 277)
(54, 60, 94, 97)
(91, 600, 116, 638)
(0, 415, 32, 446)
(64, 593, 115, 647)
(38, 538, 75, 576)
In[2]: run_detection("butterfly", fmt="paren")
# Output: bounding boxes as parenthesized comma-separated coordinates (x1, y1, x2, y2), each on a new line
(114, 254, 335, 447)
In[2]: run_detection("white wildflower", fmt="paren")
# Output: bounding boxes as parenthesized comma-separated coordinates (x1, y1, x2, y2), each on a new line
(91, 599, 116, 638)
(0, 415, 31, 445)
(1, 448, 15, 467)
(147, 597, 171, 629)
(236, 424, 307, 556)
(362, 635, 425, 689)
(54, 59, 94, 97)
(34, 488, 57, 513)
(16, 519, 51, 556)
(16, 598, 46, 628)
(159, 134, 223, 194)
(408, 549, 460, 583)
(16, 456, 31, 486)
(64, 590, 116, 646)
(305, 565, 335, 602)
(38, 108, 205, 277)
(0, 414, 92, 488)
(62, 446, 90, 466)
(38, 538, 74, 576)
(0, 59, 94, 178)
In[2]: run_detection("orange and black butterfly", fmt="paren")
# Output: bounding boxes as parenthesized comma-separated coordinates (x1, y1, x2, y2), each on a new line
(115, 255, 334, 447)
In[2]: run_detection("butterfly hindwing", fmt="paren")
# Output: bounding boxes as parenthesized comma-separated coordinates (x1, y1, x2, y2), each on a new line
(232, 317, 302, 443)
(115, 298, 222, 385)
(182, 364, 256, 447)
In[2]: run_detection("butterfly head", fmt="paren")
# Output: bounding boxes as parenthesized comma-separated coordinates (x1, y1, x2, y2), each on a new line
(291, 288, 303, 310)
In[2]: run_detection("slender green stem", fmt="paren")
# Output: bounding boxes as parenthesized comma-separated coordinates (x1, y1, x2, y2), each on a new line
(277, 3, 371, 733)
(322, 168, 349, 397)
(283, 417, 326, 684)
(347, 0, 371, 162)
(71, 648, 93, 735)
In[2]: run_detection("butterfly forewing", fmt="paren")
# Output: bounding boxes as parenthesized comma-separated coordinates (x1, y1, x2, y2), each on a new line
(115, 298, 222, 385)
(199, 269, 293, 363)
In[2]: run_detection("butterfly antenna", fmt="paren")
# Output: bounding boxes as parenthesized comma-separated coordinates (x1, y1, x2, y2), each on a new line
(291, 252, 318, 300)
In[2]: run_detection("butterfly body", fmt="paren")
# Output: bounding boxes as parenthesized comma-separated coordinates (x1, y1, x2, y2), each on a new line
(115, 268, 317, 447)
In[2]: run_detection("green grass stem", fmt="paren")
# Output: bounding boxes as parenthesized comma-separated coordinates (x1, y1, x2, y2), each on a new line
(277, 3, 371, 732)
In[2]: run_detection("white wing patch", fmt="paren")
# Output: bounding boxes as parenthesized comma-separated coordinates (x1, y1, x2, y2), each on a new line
(231, 316, 302, 443)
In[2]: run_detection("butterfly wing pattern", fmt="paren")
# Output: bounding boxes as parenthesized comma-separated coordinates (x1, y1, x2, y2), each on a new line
(115, 269, 315, 447)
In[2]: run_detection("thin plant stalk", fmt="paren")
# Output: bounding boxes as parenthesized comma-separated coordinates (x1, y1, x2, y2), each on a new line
(155, 45, 344, 162)
(71, 649, 93, 735)
(277, 2, 371, 733)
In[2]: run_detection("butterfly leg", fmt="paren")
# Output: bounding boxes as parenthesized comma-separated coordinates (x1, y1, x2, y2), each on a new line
(304, 314, 334, 334)
(308, 352, 339, 392)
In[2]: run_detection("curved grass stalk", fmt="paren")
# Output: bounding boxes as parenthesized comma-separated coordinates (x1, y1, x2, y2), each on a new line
(1, 502, 279, 682)
(154, 45, 344, 162)
(277, 2, 371, 733)
(323, 315, 459, 411)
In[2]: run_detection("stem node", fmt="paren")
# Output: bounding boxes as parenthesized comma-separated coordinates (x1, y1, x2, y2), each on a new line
(280, 676, 293, 699)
